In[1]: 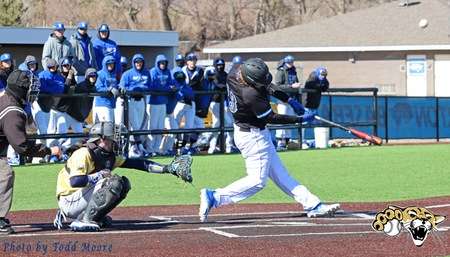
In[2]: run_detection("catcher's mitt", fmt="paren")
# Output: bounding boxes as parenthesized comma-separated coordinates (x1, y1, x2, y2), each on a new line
(167, 155, 193, 183)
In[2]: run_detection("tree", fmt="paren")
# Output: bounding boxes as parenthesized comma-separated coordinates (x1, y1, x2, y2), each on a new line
(110, 0, 142, 30)
(157, 0, 173, 30)
(0, 0, 24, 26)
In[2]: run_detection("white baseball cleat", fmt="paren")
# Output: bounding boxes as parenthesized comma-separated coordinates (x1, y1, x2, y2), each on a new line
(69, 220, 100, 232)
(199, 188, 216, 222)
(307, 203, 340, 218)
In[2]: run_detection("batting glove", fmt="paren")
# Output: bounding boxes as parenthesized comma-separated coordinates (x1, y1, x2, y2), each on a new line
(299, 113, 315, 123)
(288, 98, 305, 115)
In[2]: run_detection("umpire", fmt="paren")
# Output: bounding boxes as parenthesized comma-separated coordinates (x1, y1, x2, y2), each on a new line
(0, 69, 60, 234)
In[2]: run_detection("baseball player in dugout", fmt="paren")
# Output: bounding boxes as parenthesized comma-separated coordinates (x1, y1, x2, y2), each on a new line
(199, 58, 340, 222)
(0, 70, 61, 234)
(54, 121, 193, 232)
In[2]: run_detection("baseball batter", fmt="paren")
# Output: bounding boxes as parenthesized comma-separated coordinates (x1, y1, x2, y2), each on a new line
(199, 58, 340, 222)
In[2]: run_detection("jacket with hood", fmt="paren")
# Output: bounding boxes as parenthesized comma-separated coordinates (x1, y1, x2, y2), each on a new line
(66, 68, 97, 122)
(70, 32, 98, 75)
(95, 55, 119, 108)
(196, 69, 216, 118)
(119, 54, 151, 100)
(302, 69, 329, 109)
(52, 63, 77, 113)
(0, 64, 14, 91)
(42, 33, 74, 70)
(37, 69, 66, 112)
(92, 35, 121, 77)
(172, 68, 194, 107)
(182, 65, 204, 93)
(18, 56, 39, 75)
(273, 59, 301, 96)
(212, 59, 228, 103)
(149, 54, 172, 105)
(166, 69, 185, 114)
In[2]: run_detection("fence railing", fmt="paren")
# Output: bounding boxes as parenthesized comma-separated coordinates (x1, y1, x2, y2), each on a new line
(5, 87, 379, 153)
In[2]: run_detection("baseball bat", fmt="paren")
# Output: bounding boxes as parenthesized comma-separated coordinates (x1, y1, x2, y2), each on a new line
(314, 116, 383, 145)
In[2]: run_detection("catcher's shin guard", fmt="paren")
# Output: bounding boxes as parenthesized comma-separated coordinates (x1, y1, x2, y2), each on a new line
(81, 175, 131, 223)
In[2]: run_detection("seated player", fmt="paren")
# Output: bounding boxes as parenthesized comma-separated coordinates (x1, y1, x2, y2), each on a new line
(54, 121, 193, 232)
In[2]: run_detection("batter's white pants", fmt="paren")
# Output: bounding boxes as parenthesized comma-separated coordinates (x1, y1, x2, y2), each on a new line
(92, 104, 114, 123)
(114, 97, 125, 126)
(160, 113, 178, 154)
(147, 104, 166, 154)
(58, 179, 105, 219)
(47, 110, 83, 150)
(213, 125, 321, 210)
(208, 102, 234, 153)
(31, 101, 50, 145)
(275, 102, 295, 139)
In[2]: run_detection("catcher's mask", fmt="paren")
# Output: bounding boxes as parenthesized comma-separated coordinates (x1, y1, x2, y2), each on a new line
(6, 69, 41, 105)
(88, 122, 129, 156)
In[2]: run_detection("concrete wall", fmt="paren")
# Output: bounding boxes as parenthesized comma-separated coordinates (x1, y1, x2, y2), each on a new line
(217, 50, 450, 96)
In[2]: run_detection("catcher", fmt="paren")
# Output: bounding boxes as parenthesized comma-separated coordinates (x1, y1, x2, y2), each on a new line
(54, 121, 193, 232)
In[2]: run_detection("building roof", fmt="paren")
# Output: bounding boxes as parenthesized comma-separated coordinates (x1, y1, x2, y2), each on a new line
(0, 27, 178, 47)
(204, 0, 450, 53)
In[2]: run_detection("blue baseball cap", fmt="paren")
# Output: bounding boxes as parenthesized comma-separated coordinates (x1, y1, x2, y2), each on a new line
(214, 58, 225, 66)
(284, 55, 294, 63)
(186, 53, 197, 61)
(98, 24, 110, 32)
(232, 56, 242, 65)
(53, 22, 65, 31)
(78, 21, 88, 30)
(205, 67, 216, 76)
(175, 54, 184, 61)
(60, 58, 72, 66)
(120, 56, 128, 65)
(0, 53, 11, 62)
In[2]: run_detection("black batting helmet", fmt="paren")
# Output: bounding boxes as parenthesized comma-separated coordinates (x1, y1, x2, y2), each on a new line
(240, 58, 272, 89)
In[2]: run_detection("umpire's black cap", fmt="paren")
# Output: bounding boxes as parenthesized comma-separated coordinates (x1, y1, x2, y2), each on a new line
(240, 58, 272, 88)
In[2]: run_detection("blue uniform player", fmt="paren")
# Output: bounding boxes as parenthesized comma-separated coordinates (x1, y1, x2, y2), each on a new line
(119, 54, 151, 158)
(148, 54, 173, 155)
(92, 24, 121, 78)
(93, 56, 120, 123)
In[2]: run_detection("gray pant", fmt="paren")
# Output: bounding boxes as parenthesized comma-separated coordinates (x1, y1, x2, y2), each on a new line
(58, 179, 104, 219)
(0, 159, 14, 218)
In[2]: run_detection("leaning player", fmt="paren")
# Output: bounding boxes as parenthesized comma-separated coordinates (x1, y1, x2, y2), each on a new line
(199, 58, 340, 222)
(54, 121, 193, 232)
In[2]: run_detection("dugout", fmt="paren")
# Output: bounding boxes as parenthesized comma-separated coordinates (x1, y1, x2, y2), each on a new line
(0, 27, 179, 70)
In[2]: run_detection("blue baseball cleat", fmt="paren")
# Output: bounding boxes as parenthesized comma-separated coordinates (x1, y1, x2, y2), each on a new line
(307, 203, 340, 218)
(199, 188, 216, 222)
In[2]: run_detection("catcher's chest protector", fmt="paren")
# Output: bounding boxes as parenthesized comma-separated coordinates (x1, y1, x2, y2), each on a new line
(87, 143, 116, 172)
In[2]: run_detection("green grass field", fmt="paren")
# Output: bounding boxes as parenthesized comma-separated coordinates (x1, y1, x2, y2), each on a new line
(11, 144, 450, 211)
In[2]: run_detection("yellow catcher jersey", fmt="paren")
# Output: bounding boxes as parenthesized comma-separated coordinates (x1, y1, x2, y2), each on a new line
(56, 147, 125, 197)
